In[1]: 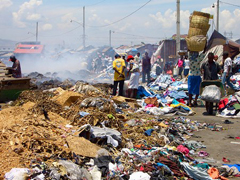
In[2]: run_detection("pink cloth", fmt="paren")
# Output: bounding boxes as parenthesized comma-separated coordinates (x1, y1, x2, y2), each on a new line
(145, 104, 156, 109)
(177, 145, 189, 155)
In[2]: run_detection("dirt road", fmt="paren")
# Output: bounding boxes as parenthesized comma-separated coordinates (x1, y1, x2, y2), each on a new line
(189, 107, 240, 179)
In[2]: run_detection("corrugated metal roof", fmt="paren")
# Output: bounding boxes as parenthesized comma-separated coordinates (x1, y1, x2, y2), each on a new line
(14, 44, 44, 54)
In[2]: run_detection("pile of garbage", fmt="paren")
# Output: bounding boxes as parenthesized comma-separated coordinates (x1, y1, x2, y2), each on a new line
(134, 74, 196, 116)
(1, 81, 240, 179)
(217, 91, 240, 118)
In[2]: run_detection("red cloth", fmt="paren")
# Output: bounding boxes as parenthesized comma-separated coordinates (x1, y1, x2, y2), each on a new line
(178, 99, 185, 104)
(218, 98, 229, 110)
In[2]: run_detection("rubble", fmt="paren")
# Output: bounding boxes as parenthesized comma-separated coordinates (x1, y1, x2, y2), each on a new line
(1, 80, 239, 179)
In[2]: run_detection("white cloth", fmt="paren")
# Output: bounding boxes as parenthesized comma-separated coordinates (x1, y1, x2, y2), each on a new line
(224, 57, 232, 73)
(184, 59, 190, 69)
(129, 172, 151, 180)
(129, 72, 140, 89)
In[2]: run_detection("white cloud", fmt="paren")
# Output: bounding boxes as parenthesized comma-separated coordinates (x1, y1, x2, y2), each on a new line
(42, 23, 53, 31)
(149, 9, 190, 30)
(144, 21, 150, 27)
(201, 7, 240, 36)
(0, 0, 12, 10)
(12, 0, 43, 28)
(89, 13, 99, 21)
(119, 23, 131, 31)
(26, 13, 42, 21)
(57, 13, 77, 29)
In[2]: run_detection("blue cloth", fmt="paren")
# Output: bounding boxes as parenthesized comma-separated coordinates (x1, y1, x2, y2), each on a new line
(222, 72, 237, 90)
(137, 86, 151, 97)
(169, 90, 188, 99)
(222, 164, 240, 171)
(79, 111, 89, 117)
(155, 163, 172, 174)
(144, 129, 154, 136)
(184, 69, 189, 76)
(171, 81, 182, 87)
(188, 76, 201, 95)
(172, 99, 180, 105)
(151, 74, 172, 87)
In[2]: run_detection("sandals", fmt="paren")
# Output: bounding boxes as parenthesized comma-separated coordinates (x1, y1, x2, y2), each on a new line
(222, 157, 231, 163)
(198, 151, 209, 157)
(224, 119, 234, 124)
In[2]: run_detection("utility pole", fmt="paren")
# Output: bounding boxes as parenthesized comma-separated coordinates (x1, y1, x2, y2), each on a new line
(36, 22, 38, 42)
(83, 6, 86, 49)
(216, 0, 219, 31)
(176, 0, 180, 57)
(109, 30, 111, 47)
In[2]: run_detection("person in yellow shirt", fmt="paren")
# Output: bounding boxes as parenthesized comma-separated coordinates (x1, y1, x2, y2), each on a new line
(112, 54, 126, 96)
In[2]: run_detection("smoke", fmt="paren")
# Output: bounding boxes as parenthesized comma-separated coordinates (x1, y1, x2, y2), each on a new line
(15, 47, 92, 81)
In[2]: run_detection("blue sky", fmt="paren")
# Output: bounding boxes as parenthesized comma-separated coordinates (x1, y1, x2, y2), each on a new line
(0, 0, 240, 48)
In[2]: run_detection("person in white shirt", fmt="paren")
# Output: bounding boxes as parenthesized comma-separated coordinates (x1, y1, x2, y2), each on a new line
(183, 55, 190, 77)
(134, 52, 140, 65)
(127, 56, 140, 98)
(222, 51, 237, 90)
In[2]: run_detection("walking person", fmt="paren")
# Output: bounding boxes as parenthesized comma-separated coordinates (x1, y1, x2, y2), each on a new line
(183, 55, 190, 77)
(188, 52, 202, 107)
(222, 51, 237, 91)
(112, 54, 126, 96)
(201, 52, 222, 112)
(176, 55, 184, 78)
(142, 51, 151, 84)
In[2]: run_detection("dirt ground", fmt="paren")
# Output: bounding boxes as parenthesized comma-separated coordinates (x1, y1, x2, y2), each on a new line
(188, 106, 240, 180)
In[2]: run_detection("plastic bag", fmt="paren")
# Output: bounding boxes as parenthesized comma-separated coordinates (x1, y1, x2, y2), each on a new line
(173, 66, 179, 76)
(4, 168, 29, 180)
(58, 160, 82, 180)
(201, 85, 221, 103)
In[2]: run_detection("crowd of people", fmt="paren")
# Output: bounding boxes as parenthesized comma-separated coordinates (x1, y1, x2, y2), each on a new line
(111, 50, 239, 105)
(112, 51, 155, 98)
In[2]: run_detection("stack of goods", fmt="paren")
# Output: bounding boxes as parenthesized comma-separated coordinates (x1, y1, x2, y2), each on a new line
(186, 11, 211, 52)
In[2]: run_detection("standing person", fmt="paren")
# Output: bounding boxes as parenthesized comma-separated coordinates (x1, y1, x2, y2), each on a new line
(176, 55, 184, 78)
(112, 54, 126, 96)
(183, 55, 190, 77)
(142, 51, 151, 84)
(222, 51, 237, 91)
(8, 55, 22, 78)
(134, 52, 141, 65)
(96, 56, 102, 73)
(127, 56, 140, 98)
(201, 52, 221, 80)
(201, 52, 222, 112)
(122, 55, 128, 68)
(188, 52, 202, 107)
(214, 55, 218, 62)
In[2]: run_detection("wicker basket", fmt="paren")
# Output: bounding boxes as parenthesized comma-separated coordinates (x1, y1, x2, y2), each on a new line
(192, 11, 211, 18)
(186, 35, 207, 52)
(191, 15, 209, 26)
(188, 26, 210, 37)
